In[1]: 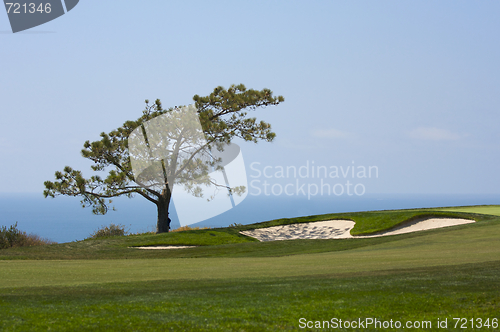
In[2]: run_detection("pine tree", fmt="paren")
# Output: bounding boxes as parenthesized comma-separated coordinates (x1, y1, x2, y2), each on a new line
(43, 84, 284, 232)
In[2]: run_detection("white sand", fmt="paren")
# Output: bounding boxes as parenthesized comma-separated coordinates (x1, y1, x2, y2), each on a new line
(131, 245, 197, 250)
(239, 218, 475, 242)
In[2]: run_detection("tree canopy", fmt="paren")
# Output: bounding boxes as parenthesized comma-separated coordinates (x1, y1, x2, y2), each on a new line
(44, 84, 284, 232)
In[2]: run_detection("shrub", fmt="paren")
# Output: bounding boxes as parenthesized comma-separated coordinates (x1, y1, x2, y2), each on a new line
(88, 224, 128, 239)
(171, 225, 210, 232)
(0, 222, 56, 249)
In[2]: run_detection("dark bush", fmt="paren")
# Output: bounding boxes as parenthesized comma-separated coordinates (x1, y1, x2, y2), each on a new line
(0, 222, 56, 249)
(88, 224, 128, 239)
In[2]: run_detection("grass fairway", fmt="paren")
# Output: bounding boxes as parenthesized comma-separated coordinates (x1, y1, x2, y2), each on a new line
(436, 205, 500, 216)
(1, 262, 499, 331)
(0, 208, 499, 331)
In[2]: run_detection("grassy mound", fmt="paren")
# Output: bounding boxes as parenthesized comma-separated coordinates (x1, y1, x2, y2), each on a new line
(124, 227, 257, 247)
(105, 209, 484, 250)
(0, 206, 496, 260)
(236, 209, 478, 236)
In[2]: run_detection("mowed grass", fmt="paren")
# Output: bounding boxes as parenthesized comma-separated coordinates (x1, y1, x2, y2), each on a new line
(0, 209, 488, 260)
(235, 209, 479, 236)
(435, 204, 500, 216)
(1, 219, 500, 288)
(0, 207, 499, 331)
(1, 261, 499, 331)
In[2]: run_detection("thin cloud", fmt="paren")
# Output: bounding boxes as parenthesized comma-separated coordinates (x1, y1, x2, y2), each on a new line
(408, 127, 460, 141)
(311, 129, 351, 139)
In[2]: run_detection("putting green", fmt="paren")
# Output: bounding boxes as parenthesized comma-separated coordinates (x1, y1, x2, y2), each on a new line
(436, 205, 500, 216)
(1, 221, 499, 289)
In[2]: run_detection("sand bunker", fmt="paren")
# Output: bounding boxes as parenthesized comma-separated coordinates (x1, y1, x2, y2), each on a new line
(239, 218, 475, 242)
(131, 245, 197, 250)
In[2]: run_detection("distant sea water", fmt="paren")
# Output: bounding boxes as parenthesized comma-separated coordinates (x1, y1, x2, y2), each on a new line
(0, 192, 499, 243)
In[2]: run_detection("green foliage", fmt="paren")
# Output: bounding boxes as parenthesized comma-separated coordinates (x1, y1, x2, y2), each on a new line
(194, 84, 284, 143)
(0, 222, 55, 249)
(87, 224, 128, 239)
(43, 84, 284, 233)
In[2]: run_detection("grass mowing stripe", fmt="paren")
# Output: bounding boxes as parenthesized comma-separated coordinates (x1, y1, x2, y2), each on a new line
(1, 261, 499, 331)
(435, 205, 500, 216)
(1, 222, 499, 288)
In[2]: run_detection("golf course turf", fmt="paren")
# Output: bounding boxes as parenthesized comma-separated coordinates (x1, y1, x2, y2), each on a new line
(0, 206, 499, 331)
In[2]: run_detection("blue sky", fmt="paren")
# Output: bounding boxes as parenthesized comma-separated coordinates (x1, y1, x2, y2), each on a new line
(1, 0, 500, 196)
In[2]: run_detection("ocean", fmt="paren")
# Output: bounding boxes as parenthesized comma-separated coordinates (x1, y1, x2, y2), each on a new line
(1, 192, 499, 243)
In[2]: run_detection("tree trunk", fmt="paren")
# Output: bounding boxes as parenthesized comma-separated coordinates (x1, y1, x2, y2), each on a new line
(156, 189, 171, 233)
